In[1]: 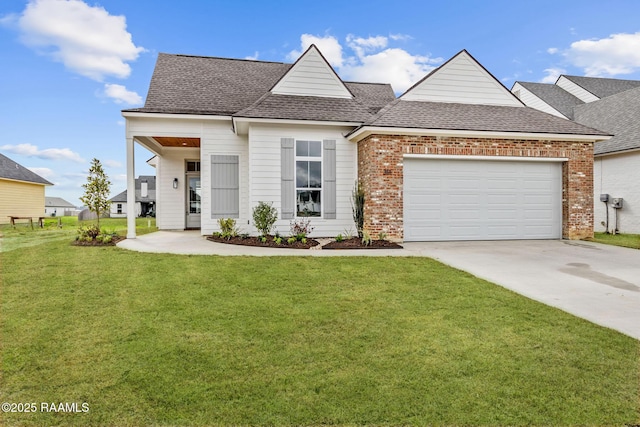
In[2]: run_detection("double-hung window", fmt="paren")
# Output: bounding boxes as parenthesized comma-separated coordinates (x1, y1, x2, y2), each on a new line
(295, 140, 322, 217)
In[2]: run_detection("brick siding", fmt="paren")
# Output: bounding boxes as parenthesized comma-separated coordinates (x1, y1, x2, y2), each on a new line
(357, 134, 594, 241)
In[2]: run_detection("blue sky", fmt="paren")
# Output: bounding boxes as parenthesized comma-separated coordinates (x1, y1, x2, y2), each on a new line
(2, 0, 640, 205)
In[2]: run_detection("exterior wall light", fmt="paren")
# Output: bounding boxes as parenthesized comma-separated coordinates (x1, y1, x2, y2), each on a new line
(173, 178, 178, 189)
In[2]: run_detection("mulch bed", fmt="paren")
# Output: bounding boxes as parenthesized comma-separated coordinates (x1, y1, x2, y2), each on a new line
(208, 235, 402, 250)
(72, 236, 125, 246)
(207, 235, 320, 249)
(322, 237, 403, 250)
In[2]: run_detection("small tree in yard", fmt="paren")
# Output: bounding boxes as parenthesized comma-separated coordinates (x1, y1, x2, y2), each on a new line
(80, 158, 111, 229)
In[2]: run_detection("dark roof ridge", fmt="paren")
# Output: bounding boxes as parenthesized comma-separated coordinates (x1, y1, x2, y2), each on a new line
(164, 52, 287, 65)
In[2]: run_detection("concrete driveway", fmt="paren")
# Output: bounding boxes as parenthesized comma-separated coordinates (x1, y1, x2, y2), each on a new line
(119, 233, 639, 340)
(404, 240, 640, 340)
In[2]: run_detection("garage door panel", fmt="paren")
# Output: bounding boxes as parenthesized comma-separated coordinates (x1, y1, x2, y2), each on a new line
(404, 158, 561, 241)
(487, 209, 517, 219)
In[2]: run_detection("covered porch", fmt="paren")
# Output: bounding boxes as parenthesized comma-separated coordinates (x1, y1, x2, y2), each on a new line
(125, 132, 201, 239)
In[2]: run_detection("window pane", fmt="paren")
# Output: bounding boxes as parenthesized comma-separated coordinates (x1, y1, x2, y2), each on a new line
(309, 141, 322, 157)
(309, 161, 321, 188)
(297, 190, 321, 217)
(296, 140, 308, 157)
(296, 161, 308, 187)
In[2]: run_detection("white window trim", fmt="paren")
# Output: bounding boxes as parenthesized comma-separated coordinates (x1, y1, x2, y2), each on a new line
(295, 140, 323, 219)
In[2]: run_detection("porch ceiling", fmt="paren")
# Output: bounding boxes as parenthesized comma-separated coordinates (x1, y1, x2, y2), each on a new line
(153, 137, 201, 147)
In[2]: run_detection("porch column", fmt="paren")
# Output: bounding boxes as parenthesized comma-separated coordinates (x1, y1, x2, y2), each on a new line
(126, 137, 136, 239)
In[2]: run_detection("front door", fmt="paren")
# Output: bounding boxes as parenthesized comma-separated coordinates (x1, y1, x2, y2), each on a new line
(186, 174, 201, 229)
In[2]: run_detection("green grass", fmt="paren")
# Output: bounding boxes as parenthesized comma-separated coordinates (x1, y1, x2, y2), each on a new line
(0, 217, 157, 252)
(0, 233, 638, 426)
(589, 232, 640, 249)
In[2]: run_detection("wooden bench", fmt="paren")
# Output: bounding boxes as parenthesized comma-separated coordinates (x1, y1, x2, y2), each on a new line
(8, 216, 45, 229)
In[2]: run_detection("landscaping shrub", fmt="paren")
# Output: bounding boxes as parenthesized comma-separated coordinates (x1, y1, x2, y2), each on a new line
(252, 202, 278, 237)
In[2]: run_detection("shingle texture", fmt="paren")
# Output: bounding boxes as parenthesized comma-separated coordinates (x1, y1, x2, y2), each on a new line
(130, 54, 395, 119)
(45, 197, 75, 208)
(0, 153, 52, 185)
(564, 75, 640, 99)
(517, 82, 584, 119)
(362, 100, 608, 136)
(574, 86, 640, 155)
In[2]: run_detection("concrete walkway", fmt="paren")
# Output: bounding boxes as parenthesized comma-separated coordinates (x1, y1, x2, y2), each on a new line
(118, 232, 640, 340)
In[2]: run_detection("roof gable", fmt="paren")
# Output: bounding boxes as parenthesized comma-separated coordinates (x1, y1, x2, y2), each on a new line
(562, 75, 640, 100)
(271, 45, 352, 99)
(401, 50, 523, 107)
(512, 81, 584, 119)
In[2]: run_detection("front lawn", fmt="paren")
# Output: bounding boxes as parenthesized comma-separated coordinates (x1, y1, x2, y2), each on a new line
(589, 232, 640, 249)
(1, 237, 638, 426)
(0, 217, 156, 252)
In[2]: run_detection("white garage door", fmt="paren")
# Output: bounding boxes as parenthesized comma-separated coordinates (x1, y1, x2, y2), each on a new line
(403, 158, 562, 241)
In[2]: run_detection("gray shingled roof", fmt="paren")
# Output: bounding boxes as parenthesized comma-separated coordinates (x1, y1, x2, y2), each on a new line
(359, 100, 610, 136)
(130, 54, 291, 115)
(45, 197, 75, 208)
(574, 86, 640, 155)
(234, 93, 376, 122)
(127, 54, 395, 118)
(0, 153, 52, 185)
(516, 82, 584, 119)
(109, 176, 156, 202)
(344, 82, 396, 113)
(564, 75, 640, 99)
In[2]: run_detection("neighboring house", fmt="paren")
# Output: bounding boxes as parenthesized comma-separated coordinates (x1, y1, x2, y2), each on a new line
(0, 153, 52, 223)
(512, 76, 640, 234)
(122, 46, 608, 242)
(109, 175, 156, 218)
(45, 197, 77, 217)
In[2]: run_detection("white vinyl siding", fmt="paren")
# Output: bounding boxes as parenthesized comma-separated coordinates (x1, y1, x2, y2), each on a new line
(594, 151, 640, 234)
(402, 51, 523, 107)
(249, 123, 356, 237)
(271, 46, 352, 99)
(126, 116, 248, 234)
(556, 76, 600, 103)
(511, 83, 567, 118)
(404, 158, 562, 241)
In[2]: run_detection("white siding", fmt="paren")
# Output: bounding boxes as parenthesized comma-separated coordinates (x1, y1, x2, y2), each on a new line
(402, 51, 522, 107)
(156, 149, 198, 230)
(248, 123, 357, 237)
(556, 76, 600, 103)
(593, 151, 640, 234)
(200, 123, 249, 235)
(271, 47, 352, 99)
(511, 83, 567, 118)
(110, 202, 141, 218)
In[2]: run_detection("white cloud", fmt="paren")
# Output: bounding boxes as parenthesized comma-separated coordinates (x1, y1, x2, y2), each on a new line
(104, 159, 123, 168)
(245, 51, 259, 60)
(28, 167, 55, 179)
(288, 34, 344, 67)
(389, 33, 412, 42)
(288, 33, 442, 93)
(0, 143, 85, 163)
(540, 67, 565, 83)
(10, 0, 144, 81)
(563, 32, 640, 77)
(104, 83, 142, 105)
(547, 47, 559, 54)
